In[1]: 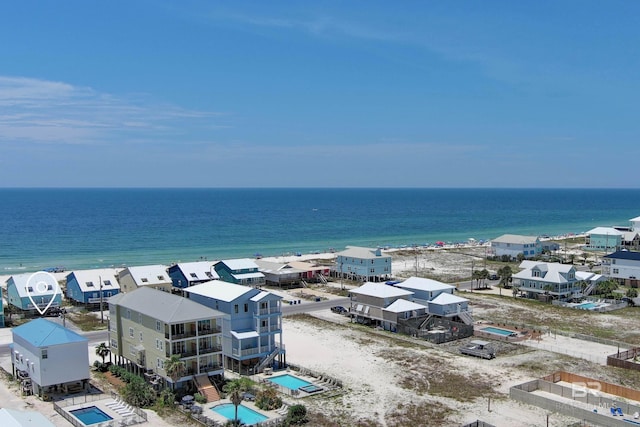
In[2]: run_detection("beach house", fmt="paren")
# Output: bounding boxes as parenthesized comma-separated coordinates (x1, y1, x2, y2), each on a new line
(620, 216, 640, 251)
(184, 281, 284, 375)
(213, 259, 265, 287)
(10, 318, 89, 398)
(489, 234, 542, 259)
(108, 287, 225, 390)
(349, 282, 415, 328)
(393, 277, 455, 306)
(584, 227, 623, 251)
(286, 260, 332, 283)
(167, 261, 219, 289)
(6, 273, 63, 314)
(118, 265, 173, 293)
(332, 246, 392, 282)
(427, 293, 471, 319)
(65, 268, 120, 306)
(602, 250, 640, 287)
(255, 260, 303, 287)
(513, 261, 581, 300)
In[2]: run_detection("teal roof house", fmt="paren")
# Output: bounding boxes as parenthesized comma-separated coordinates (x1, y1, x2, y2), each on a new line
(11, 318, 89, 397)
(6, 273, 62, 313)
(184, 281, 284, 375)
(213, 259, 265, 286)
(585, 227, 623, 251)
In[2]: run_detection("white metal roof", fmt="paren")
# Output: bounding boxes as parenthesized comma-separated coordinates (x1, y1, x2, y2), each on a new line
(68, 268, 121, 292)
(429, 293, 468, 305)
(384, 299, 427, 313)
(231, 330, 260, 339)
(395, 277, 454, 293)
(0, 408, 56, 427)
(350, 282, 414, 299)
(184, 280, 256, 302)
(513, 262, 576, 284)
(336, 246, 389, 259)
(121, 265, 171, 286)
(232, 272, 265, 280)
(249, 291, 271, 302)
(174, 261, 219, 281)
(219, 258, 259, 271)
(8, 273, 60, 298)
(586, 227, 624, 235)
(491, 234, 539, 244)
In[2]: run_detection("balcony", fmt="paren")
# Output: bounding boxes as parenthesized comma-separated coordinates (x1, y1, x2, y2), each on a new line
(198, 345, 223, 355)
(231, 344, 274, 358)
(257, 307, 281, 316)
(199, 364, 223, 374)
(165, 330, 198, 340)
(198, 325, 222, 335)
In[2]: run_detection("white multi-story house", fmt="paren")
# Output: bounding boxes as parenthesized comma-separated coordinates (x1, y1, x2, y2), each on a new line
(109, 287, 225, 390)
(602, 251, 640, 287)
(332, 246, 392, 282)
(10, 318, 89, 397)
(513, 261, 581, 300)
(490, 234, 541, 259)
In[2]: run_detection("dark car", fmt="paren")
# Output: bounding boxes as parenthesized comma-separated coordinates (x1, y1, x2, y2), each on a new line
(488, 274, 499, 280)
(331, 306, 347, 314)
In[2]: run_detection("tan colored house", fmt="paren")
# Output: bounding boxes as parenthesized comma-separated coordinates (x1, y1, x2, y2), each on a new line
(118, 265, 172, 293)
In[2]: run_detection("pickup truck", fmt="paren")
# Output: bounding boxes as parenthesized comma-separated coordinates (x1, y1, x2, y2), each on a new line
(459, 340, 496, 359)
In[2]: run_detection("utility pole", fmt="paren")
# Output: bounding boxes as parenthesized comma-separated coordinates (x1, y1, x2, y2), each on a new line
(99, 275, 104, 324)
(414, 245, 418, 277)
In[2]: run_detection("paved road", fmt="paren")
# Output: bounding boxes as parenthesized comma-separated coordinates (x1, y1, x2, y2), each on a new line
(0, 299, 349, 358)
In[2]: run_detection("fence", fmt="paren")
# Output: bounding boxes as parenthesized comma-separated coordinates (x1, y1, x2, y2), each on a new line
(607, 347, 640, 371)
(460, 420, 496, 427)
(397, 317, 474, 344)
(54, 392, 147, 427)
(510, 372, 640, 427)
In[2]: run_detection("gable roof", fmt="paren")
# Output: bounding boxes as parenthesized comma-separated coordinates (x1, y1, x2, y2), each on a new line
(491, 234, 539, 245)
(336, 246, 389, 259)
(586, 227, 624, 236)
(13, 318, 87, 347)
(7, 273, 60, 298)
(217, 258, 259, 271)
(255, 260, 303, 274)
(429, 293, 468, 305)
(286, 260, 328, 272)
(350, 282, 414, 299)
(171, 261, 219, 282)
(394, 277, 454, 293)
(384, 299, 427, 313)
(183, 280, 259, 302)
(120, 265, 170, 286)
(603, 250, 640, 261)
(108, 287, 222, 323)
(67, 268, 121, 292)
(0, 408, 56, 427)
(513, 262, 576, 283)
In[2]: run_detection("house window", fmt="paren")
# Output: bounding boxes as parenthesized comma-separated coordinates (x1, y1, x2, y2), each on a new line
(156, 320, 162, 332)
(104, 280, 111, 286)
(93, 293, 98, 298)
(138, 313, 142, 323)
(141, 278, 148, 283)
(533, 271, 540, 278)
(613, 269, 619, 274)
(157, 275, 164, 280)
(129, 327, 134, 337)
(244, 303, 248, 313)
(86, 282, 94, 287)
(156, 339, 164, 350)
(190, 273, 198, 278)
(261, 320, 267, 328)
(140, 332, 143, 342)
(234, 304, 239, 314)
(42, 349, 48, 359)
(126, 310, 131, 319)
(110, 338, 118, 349)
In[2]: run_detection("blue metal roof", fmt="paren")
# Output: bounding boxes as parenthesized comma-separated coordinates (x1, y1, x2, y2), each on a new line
(603, 251, 640, 261)
(12, 318, 87, 347)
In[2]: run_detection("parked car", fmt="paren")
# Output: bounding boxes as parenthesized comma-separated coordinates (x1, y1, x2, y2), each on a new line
(488, 274, 499, 280)
(331, 306, 347, 314)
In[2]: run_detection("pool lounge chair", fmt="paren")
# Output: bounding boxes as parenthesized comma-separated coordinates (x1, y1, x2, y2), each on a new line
(106, 399, 123, 407)
(616, 407, 623, 416)
(611, 407, 617, 416)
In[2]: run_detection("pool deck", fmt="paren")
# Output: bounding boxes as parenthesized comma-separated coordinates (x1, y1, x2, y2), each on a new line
(207, 399, 283, 426)
(256, 370, 336, 398)
(57, 395, 146, 426)
(473, 322, 541, 342)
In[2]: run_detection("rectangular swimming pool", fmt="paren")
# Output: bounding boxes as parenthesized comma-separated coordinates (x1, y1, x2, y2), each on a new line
(211, 403, 268, 425)
(576, 302, 598, 310)
(70, 406, 113, 425)
(481, 326, 516, 337)
(268, 373, 313, 390)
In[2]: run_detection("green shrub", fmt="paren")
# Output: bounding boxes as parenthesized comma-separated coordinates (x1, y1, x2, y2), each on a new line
(255, 387, 282, 411)
(194, 393, 207, 404)
(285, 404, 307, 425)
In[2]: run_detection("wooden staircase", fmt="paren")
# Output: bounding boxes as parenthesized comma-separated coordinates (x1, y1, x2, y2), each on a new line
(194, 374, 220, 403)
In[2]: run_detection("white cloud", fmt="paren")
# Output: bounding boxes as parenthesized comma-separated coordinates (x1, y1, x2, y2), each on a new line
(0, 75, 225, 145)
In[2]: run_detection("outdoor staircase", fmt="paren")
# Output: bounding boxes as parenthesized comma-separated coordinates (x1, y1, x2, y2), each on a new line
(418, 314, 434, 330)
(254, 346, 281, 374)
(194, 374, 220, 403)
(317, 274, 328, 284)
(583, 282, 597, 297)
(300, 280, 309, 288)
(458, 311, 474, 326)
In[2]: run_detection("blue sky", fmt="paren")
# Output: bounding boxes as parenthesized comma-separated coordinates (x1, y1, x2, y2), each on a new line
(1, 1, 638, 188)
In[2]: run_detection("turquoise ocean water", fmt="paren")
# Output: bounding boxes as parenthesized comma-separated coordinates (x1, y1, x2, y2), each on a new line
(1, 188, 638, 272)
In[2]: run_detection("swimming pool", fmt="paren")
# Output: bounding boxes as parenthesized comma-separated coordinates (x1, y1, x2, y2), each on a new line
(70, 406, 113, 425)
(576, 302, 598, 310)
(211, 403, 268, 425)
(481, 326, 516, 337)
(268, 374, 313, 390)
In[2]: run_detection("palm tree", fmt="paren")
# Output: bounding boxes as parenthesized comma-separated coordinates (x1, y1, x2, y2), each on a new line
(479, 269, 489, 289)
(512, 285, 519, 298)
(471, 270, 482, 290)
(223, 378, 253, 426)
(95, 342, 110, 365)
(165, 355, 185, 391)
(497, 266, 513, 296)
